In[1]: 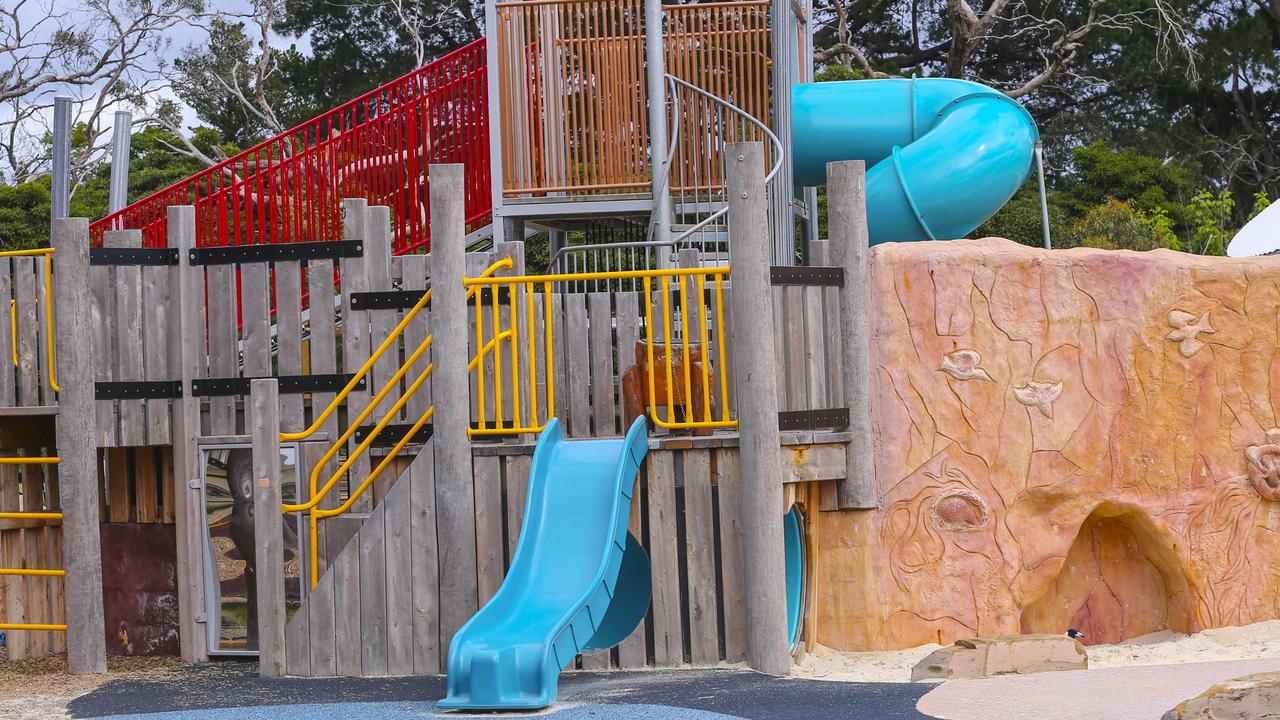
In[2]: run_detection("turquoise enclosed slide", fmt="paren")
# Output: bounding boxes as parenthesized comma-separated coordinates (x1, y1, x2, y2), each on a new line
(792, 78, 1039, 244)
(439, 418, 651, 711)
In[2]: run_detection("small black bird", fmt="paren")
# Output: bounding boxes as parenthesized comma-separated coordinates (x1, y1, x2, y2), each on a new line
(1066, 628, 1085, 639)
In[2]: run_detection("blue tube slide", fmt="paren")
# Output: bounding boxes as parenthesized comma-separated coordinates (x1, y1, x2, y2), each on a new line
(791, 78, 1039, 244)
(438, 417, 651, 711)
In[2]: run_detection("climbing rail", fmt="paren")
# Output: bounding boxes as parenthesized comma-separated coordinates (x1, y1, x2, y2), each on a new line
(89, 39, 491, 253)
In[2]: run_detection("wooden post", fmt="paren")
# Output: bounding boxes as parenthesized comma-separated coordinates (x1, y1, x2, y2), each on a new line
(168, 206, 209, 662)
(826, 161, 876, 509)
(726, 142, 790, 675)
(250, 379, 285, 677)
(428, 164, 479, 653)
(51, 217, 107, 673)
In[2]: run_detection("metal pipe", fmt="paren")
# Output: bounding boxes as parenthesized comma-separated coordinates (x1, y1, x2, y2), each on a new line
(108, 110, 132, 214)
(645, 0, 671, 247)
(1035, 140, 1052, 249)
(50, 97, 72, 225)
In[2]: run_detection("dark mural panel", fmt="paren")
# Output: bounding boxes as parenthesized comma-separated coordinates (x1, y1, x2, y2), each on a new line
(100, 522, 180, 656)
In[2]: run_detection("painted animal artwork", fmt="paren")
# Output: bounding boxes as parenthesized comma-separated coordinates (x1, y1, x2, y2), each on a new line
(621, 341, 716, 436)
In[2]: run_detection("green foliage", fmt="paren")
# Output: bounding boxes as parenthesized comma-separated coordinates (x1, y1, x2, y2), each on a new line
(1248, 192, 1272, 221)
(973, 183, 1070, 247)
(1064, 198, 1182, 252)
(0, 180, 52, 250)
(814, 65, 868, 83)
(1061, 141, 1198, 223)
(1186, 190, 1236, 256)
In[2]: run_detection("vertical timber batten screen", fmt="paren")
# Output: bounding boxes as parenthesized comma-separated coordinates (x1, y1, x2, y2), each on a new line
(89, 40, 491, 254)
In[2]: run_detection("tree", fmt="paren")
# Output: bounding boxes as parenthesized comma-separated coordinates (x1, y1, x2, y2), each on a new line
(0, 0, 216, 186)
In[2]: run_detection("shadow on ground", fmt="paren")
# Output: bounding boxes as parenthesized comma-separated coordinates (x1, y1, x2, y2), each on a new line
(68, 661, 933, 720)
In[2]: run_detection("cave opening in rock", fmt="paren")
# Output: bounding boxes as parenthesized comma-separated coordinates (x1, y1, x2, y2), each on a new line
(1019, 503, 1191, 645)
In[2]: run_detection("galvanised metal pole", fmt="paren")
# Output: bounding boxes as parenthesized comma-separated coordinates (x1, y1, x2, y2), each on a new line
(51, 97, 73, 224)
(645, 0, 672, 249)
(1035, 141, 1052, 249)
(108, 110, 132, 214)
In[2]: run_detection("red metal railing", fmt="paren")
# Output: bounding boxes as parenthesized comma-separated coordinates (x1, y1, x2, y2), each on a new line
(90, 39, 491, 254)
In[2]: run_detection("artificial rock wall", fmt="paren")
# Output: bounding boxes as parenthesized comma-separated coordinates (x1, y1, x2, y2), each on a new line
(814, 237, 1280, 650)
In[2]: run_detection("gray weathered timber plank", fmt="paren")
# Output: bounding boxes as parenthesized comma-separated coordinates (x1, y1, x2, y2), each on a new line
(240, 262, 271, 380)
(614, 290, 640, 434)
(803, 284, 828, 411)
(205, 263, 238, 434)
(339, 200, 372, 513)
(52, 218, 107, 672)
(306, 260, 339, 438)
(408, 441, 441, 675)
(0, 261, 14, 406)
(784, 285, 808, 412)
(769, 285, 787, 412)
(495, 243, 529, 440)
(615, 476, 648, 668)
(399, 254, 432, 426)
(168, 207, 208, 662)
(587, 292, 616, 436)
(364, 208, 397, 420)
(141, 257, 171, 445)
(683, 449, 719, 665)
(306, 568, 338, 677)
(530, 292, 549, 429)
(109, 231, 146, 444)
(14, 257, 40, 408)
(473, 454, 503, 605)
(503, 453, 530, 562)
(827, 160, 877, 509)
(646, 451, 683, 666)
(563, 293, 589, 437)
(713, 448, 746, 662)
(88, 254, 116, 442)
(285, 600, 310, 677)
(428, 165, 478, 658)
(358, 502, 389, 676)
(384, 473, 414, 675)
(275, 261, 305, 432)
(332, 530, 362, 676)
(727, 142, 790, 674)
(250, 380, 286, 677)
(465, 251, 494, 429)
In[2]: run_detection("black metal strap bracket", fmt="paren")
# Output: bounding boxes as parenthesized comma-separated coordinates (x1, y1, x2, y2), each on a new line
(349, 286, 509, 311)
(353, 423, 434, 447)
(188, 239, 364, 266)
(191, 373, 364, 397)
(95, 380, 183, 400)
(778, 408, 850, 431)
(90, 247, 180, 266)
(350, 290, 430, 311)
(769, 266, 845, 287)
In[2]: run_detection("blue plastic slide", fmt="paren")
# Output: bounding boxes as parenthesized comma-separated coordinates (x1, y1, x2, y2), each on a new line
(438, 417, 651, 711)
(791, 78, 1040, 244)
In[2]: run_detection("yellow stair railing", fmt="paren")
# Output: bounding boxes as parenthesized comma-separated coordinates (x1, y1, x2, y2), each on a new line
(285, 260, 736, 586)
(0, 454, 66, 633)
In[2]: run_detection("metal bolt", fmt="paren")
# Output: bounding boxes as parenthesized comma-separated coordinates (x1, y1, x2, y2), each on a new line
(740, 192, 748, 199)
(737, 154, 744, 161)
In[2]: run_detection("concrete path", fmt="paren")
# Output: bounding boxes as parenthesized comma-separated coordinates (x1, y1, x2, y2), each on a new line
(917, 657, 1280, 720)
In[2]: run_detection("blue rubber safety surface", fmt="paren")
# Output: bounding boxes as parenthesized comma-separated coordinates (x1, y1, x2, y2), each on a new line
(68, 663, 934, 720)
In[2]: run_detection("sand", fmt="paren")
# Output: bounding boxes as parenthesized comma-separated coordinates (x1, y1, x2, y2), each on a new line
(791, 619, 1280, 683)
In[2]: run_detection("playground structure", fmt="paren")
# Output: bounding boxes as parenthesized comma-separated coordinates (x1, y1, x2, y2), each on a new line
(1, 0, 1279, 712)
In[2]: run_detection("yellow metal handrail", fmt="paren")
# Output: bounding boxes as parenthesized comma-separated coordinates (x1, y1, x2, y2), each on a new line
(0, 453, 67, 632)
(0, 248, 58, 394)
(465, 266, 736, 432)
(279, 256, 515, 442)
(287, 257, 515, 586)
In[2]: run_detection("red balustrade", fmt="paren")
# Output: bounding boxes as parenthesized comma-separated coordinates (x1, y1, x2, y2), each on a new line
(90, 39, 491, 254)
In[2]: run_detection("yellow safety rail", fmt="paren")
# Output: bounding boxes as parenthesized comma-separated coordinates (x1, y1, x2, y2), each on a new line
(465, 266, 737, 433)
(278, 257, 514, 442)
(0, 248, 58, 394)
(284, 258, 515, 586)
(0, 454, 67, 632)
